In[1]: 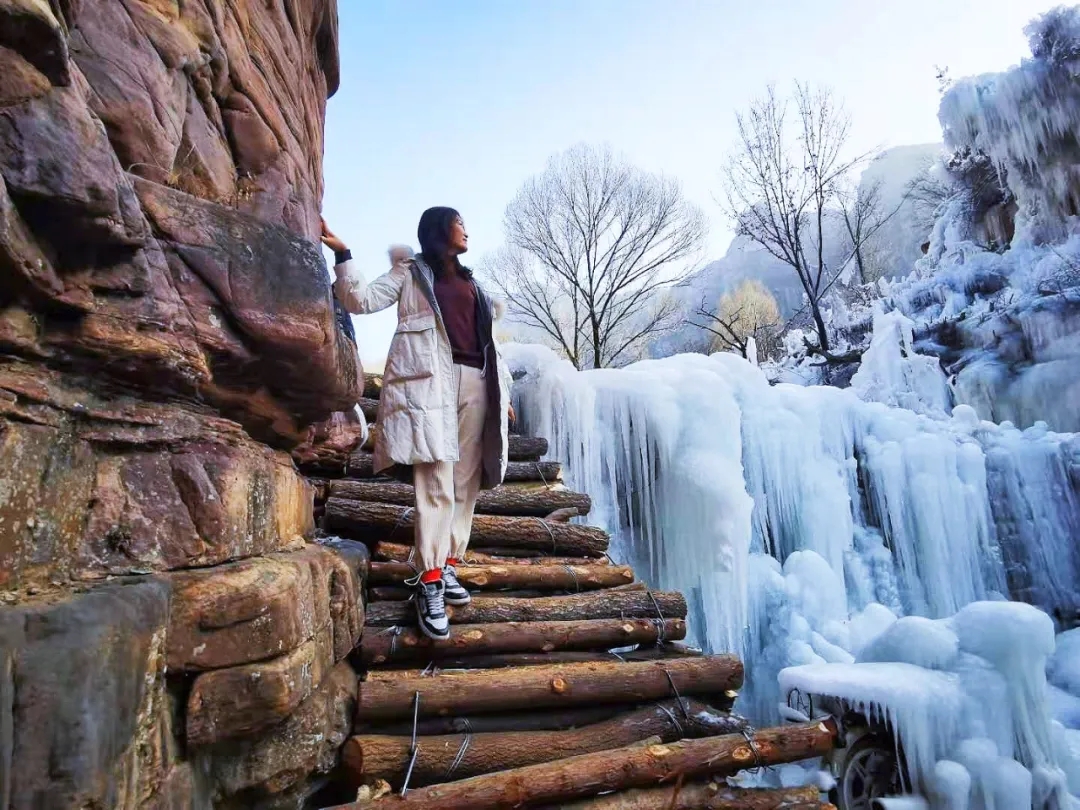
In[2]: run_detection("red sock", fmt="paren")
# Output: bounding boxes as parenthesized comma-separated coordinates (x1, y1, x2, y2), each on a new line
(420, 568, 442, 584)
(446, 557, 459, 567)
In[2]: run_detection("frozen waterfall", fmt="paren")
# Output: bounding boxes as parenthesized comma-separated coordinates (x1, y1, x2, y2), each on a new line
(503, 317, 1080, 807)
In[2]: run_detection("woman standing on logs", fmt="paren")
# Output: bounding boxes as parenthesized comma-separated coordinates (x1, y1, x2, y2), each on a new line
(321, 209, 514, 641)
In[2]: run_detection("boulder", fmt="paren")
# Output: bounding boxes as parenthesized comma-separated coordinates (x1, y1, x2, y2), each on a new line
(292, 409, 368, 473)
(0, 78, 147, 248)
(136, 178, 362, 433)
(317, 537, 370, 660)
(0, 0, 356, 444)
(1, 580, 175, 810)
(166, 543, 365, 672)
(68, 0, 339, 239)
(0, 363, 312, 588)
(186, 625, 335, 746)
(0, 0, 71, 86)
(143, 763, 211, 810)
(206, 661, 356, 801)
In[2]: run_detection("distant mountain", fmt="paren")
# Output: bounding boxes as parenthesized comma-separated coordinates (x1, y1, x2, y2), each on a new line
(651, 143, 942, 358)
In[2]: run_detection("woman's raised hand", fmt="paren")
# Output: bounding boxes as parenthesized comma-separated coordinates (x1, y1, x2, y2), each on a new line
(320, 218, 348, 254)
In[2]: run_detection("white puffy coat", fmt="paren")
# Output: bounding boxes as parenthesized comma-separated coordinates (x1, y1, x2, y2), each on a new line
(333, 253, 511, 488)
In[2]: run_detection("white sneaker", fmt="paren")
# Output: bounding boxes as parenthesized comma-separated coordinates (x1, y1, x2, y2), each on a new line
(412, 578, 450, 640)
(442, 564, 472, 605)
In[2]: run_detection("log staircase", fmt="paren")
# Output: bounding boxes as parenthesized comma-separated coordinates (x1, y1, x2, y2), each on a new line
(304, 376, 839, 809)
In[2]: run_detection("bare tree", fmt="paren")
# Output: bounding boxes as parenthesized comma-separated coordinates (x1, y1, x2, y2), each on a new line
(837, 177, 907, 284)
(489, 144, 706, 369)
(904, 168, 956, 239)
(691, 279, 782, 360)
(721, 84, 875, 353)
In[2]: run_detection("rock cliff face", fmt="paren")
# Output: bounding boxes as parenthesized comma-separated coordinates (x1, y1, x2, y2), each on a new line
(0, 2, 365, 807)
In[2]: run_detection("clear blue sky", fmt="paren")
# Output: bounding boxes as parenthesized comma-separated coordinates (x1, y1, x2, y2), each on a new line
(321, 0, 1058, 366)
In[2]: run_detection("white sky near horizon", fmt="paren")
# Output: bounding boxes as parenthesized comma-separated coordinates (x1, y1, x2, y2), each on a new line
(321, 0, 1061, 367)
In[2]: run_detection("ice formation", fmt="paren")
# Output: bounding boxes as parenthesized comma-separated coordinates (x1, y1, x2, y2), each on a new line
(939, 6, 1080, 238)
(499, 11, 1080, 807)
(505, 327, 1080, 808)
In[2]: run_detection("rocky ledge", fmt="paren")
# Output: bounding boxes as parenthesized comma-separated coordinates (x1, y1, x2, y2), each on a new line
(0, 1, 369, 807)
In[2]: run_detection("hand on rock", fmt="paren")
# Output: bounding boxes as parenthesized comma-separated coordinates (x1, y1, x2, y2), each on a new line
(508, 404, 516, 425)
(320, 218, 348, 254)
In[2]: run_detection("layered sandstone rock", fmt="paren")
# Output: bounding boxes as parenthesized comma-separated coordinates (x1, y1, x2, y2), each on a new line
(0, 0, 358, 444)
(0, 2, 363, 807)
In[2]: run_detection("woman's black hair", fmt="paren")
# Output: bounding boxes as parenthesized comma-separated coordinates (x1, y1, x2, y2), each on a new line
(417, 206, 472, 278)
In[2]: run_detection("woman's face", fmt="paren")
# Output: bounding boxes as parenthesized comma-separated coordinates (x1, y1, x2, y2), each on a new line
(448, 216, 468, 255)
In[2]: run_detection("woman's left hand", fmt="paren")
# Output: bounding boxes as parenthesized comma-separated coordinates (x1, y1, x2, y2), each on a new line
(508, 404, 516, 425)
(320, 218, 348, 254)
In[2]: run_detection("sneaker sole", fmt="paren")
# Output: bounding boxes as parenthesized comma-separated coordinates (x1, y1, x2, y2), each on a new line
(444, 593, 471, 606)
(415, 620, 450, 641)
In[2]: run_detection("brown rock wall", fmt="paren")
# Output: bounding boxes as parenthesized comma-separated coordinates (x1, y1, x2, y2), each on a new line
(0, 0, 358, 444)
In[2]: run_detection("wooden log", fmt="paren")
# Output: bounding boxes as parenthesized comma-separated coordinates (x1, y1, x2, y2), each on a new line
(365, 590, 687, 627)
(504, 460, 562, 483)
(359, 617, 685, 667)
(342, 452, 562, 483)
(356, 703, 634, 736)
(508, 435, 548, 461)
(368, 561, 633, 592)
(326, 501, 609, 557)
(366, 644, 705, 673)
(372, 541, 608, 568)
(329, 721, 837, 810)
(369, 583, 646, 602)
(475, 548, 574, 561)
(356, 655, 742, 722)
(350, 434, 548, 466)
(361, 645, 708, 680)
(358, 397, 380, 422)
(330, 480, 591, 518)
(343, 699, 748, 788)
(368, 586, 412, 602)
(544, 783, 827, 809)
(544, 506, 584, 522)
(369, 586, 555, 602)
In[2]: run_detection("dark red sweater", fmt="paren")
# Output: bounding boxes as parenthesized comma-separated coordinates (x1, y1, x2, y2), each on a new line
(433, 268, 483, 368)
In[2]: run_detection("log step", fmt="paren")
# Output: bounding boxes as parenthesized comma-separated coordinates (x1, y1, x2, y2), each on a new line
(327, 719, 836, 809)
(359, 617, 685, 667)
(369, 586, 555, 602)
(356, 655, 743, 722)
(325, 501, 609, 557)
(369, 581, 645, 603)
(365, 589, 687, 627)
(368, 561, 633, 592)
(330, 480, 590, 518)
(373, 541, 605, 567)
(544, 784, 832, 809)
(343, 699, 748, 789)
(341, 452, 563, 484)
(508, 435, 548, 461)
(357, 429, 547, 463)
(357, 702, 641, 737)
(359, 644, 706, 675)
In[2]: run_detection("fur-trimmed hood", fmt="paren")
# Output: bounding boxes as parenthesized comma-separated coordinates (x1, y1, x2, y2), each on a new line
(391, 244, 506, 322)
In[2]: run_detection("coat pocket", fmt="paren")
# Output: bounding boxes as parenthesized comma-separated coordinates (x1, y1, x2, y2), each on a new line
(385, 314, 437, 383)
